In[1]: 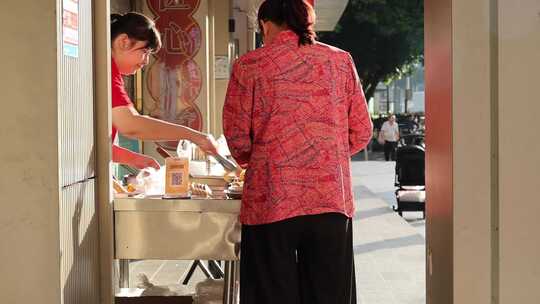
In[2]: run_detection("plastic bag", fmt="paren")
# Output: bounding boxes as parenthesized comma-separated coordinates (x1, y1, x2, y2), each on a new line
(136, 166, 165, 196)
(176, 139, 193, 159)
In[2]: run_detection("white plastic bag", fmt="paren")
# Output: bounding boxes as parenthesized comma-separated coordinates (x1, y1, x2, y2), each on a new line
(176, 139, 193, 159)
(136, 166, 165, 196)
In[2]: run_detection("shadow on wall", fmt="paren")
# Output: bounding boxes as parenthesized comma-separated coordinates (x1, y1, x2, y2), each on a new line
(62, 145, 100, 302)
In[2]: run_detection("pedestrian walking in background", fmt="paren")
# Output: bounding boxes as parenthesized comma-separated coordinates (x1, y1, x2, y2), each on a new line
(380, 114, 400, 161)
(222, 0, 372, 303)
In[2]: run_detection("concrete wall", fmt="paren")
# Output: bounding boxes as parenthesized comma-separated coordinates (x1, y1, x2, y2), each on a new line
(429, 0, 540, 303)
(0, 1, 61, 303)
(210, 0, 232, 136)
(453, 0, 540, 303)
(94, 0, 115, 302)
(498, 1, 540, 302)
(0, 1, 103, 303)
(111, 0, 132, 13)
(452, 0, 494, 303)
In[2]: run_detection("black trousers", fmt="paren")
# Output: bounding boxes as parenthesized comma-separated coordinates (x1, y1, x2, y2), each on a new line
(240, 213, 356, 304)
(384, 141, 398, 161)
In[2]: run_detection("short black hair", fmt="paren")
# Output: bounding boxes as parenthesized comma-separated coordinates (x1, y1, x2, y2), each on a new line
(110, 12, 162, 52)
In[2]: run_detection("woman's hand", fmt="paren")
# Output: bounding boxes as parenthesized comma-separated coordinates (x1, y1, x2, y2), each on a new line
(113, 144, 160, 170)
(194, 133, 219, 156)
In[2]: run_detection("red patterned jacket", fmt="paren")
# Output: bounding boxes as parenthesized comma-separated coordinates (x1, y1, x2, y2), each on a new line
(223, 30, 373, 225)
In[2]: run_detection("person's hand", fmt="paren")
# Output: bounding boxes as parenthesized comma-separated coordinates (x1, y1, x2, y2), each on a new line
(195, 133, 219, 156)
(132, 154, 161, 170)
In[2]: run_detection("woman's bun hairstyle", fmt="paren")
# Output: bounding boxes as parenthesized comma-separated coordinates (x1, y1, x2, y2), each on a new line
(258, 0, 316, 46)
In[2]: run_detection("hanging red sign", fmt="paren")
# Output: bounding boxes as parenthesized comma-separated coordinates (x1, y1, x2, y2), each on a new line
(146, 0, 203, 150)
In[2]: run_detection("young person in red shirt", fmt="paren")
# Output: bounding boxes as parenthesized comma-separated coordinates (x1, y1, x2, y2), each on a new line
(110, 13, 217, 169)
(223, 1, 372, 303)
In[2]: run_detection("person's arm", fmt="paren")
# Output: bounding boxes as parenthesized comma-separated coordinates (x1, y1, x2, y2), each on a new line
(395, 125, 400, 141)
(222, 60, 254, 167)
(112, 105, 218, 155)
(112, 144, 160, 169)
(346, 54, 373, 155)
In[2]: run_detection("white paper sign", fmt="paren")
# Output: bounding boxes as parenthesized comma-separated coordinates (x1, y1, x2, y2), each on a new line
(215, 55, 230, 79)
(62, 0, 79, 57)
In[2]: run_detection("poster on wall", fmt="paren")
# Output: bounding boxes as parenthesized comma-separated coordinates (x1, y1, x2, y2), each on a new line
(62, 0, 79, 58)
(215, 56, 230, 79)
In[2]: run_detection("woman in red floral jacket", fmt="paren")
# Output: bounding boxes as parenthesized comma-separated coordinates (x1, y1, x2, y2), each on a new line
(223, 1, 373, 303)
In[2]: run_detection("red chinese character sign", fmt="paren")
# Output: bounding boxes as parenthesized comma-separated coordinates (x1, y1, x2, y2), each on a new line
(146, 0, 203, 150)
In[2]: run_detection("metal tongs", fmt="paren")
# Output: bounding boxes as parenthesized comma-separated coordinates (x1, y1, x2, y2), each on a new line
(212, 153, 240, 172)
(156, 144, 239, 172)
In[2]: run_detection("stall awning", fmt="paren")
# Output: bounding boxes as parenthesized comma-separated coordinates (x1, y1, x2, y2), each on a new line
(313, 0, 349, 31)
(241, 0, 349, 32)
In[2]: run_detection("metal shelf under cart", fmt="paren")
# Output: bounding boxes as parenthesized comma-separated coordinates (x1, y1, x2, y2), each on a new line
(114, 197, 241, 304)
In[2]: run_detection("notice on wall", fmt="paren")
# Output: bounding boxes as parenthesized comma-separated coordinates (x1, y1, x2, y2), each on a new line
(215, 56, 230, 79)
(62, 0, 79, 58)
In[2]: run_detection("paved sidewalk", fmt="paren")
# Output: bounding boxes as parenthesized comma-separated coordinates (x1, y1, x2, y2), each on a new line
(352, 159, 426, 236)
(352, 161, 425, 304)
(124, 160, 426, 303)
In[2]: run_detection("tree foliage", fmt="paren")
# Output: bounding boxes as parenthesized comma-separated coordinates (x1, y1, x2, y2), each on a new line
(318, 0, 424, 102)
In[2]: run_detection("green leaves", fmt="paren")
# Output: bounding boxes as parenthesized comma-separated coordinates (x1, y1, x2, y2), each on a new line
(318, 0, 424, 101)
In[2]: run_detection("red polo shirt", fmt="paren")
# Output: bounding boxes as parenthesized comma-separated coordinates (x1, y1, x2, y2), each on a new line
(111, 58, 133, 141)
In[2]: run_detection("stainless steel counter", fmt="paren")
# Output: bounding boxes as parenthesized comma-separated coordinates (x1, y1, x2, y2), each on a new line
(114, 197, 242, 303)
(114, 197, 241, 261)
(114, 197, 240, 213)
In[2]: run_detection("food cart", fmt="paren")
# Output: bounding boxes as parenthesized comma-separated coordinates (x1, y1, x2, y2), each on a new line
(114, 174, 242, 304)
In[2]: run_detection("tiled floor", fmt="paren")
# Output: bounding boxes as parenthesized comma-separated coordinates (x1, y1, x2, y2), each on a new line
(123, 160, 426, 303)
